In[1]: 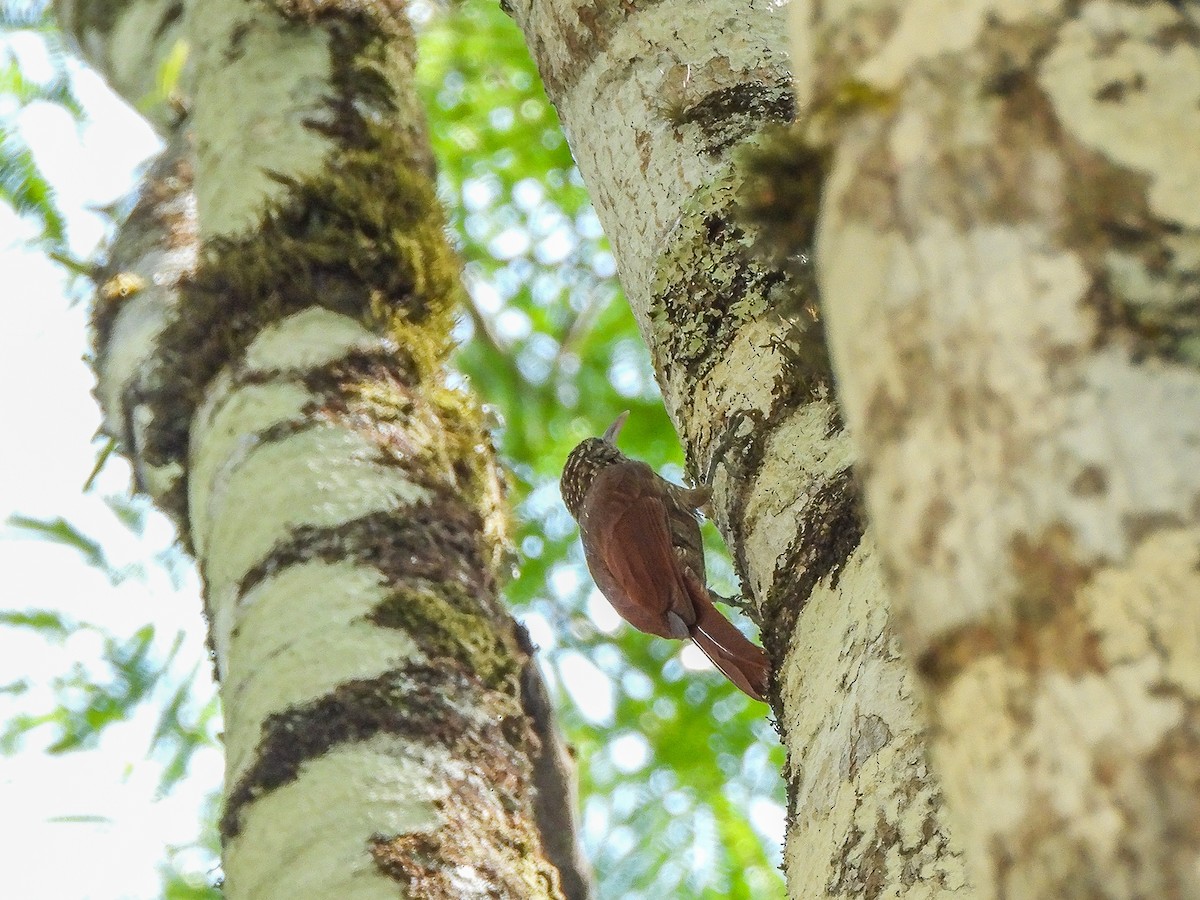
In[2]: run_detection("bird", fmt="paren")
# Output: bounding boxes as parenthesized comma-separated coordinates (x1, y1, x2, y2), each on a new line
(560, 411, 770, 701)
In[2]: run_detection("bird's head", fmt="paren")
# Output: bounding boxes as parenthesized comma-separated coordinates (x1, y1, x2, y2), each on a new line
(560, 411, 629, 518)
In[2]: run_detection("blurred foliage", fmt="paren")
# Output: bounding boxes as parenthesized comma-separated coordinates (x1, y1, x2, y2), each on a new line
(0, 609, 216, 777)
(0, 0, 78, 251)
(2, 497, 223, 897)
(0, 0, 785, 897)
(2, 505, 217, 786)
(159, 794, 223, 900)
(9, 497, 193, 589)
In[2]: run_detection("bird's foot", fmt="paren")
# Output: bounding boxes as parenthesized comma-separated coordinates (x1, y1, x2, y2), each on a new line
(675, 483, 712, 512)
(703, 413, 743, 488)
(712, 591, 754, 614)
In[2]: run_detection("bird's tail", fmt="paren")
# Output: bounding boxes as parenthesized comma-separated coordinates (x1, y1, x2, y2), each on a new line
(687, 591, 770, 702)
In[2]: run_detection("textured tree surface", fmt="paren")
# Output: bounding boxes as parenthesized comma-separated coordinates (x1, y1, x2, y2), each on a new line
(792, 1, 1200, 897)
(506, 0, 971, 896)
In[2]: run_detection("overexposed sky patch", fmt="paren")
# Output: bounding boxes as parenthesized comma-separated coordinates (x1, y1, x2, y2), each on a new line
(0, 42, 219, 900)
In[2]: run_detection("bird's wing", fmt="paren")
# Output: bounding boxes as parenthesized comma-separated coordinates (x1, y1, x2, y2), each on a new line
(581, 461, 696, 639)
(582, 461, 771, 701)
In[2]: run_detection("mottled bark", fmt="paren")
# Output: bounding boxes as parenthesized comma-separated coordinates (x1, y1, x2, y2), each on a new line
(61, 0, 584, 896)
(505, 0, 970, 895)
(792, 1, 1200, 897)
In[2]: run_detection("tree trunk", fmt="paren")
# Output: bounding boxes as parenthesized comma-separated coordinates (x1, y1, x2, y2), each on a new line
(505, 0, 972, 895)
(58, 0, 585, 896)
(792, 2, 1200, 897)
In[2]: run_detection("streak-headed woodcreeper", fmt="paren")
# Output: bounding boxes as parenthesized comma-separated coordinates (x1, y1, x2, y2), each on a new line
(560, 412, 770, 701)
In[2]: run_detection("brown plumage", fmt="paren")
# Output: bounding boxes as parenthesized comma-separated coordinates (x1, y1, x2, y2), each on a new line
(561, 412, 770, 701)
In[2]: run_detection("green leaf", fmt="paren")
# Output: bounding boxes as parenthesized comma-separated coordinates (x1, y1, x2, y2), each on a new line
(6, 513, 118, 579)
(137, 37, 189, 115)
(0, 608, 75, 638)
(45, 814, 112, 824)
(83, 438, 117, 492)
(0, 124, 66, 244)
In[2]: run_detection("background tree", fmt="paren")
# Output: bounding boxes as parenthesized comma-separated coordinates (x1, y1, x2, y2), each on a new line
(505, 0, 969, 895)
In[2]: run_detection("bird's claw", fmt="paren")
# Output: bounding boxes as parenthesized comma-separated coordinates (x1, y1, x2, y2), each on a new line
(703, 411, 749, 488)
(712, 591, 753, 614)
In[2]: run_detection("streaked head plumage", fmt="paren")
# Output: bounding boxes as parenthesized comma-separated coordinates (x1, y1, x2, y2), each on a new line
(560, 412, 630, 518)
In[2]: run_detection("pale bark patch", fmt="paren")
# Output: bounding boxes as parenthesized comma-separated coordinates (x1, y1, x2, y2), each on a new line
(242, 307, 388, 371)
(189, 380, 314, 553)
(1039, 0, 1200, 230)
(690, 318, 791, 444)
(223, 739, 443, 900)
(741, 401, 852, 601)
(199, 425, 431, 591)
(222, 559, 419, 779)
(857, 0, 1058, 90)
(1083, 527, 1200, 694)
(782, 545, 967, 898)
(821, 215, 1108, 637)
(189, 0, 336, 236)
(929, 527, 1200, 896)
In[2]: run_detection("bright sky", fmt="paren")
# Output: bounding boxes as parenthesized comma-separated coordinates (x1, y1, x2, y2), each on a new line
(0, 45, 226, 898)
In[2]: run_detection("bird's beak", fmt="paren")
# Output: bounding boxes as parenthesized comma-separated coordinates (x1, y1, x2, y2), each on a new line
(602, 410, 630, 444)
